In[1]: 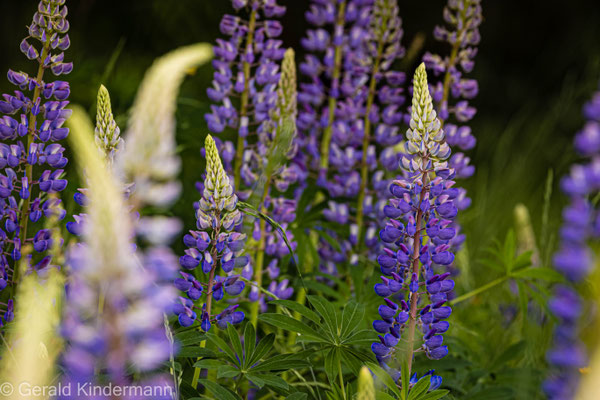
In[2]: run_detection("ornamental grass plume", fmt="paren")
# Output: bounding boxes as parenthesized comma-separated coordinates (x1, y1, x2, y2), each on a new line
(371, 64, 458, 388)
(543, 87, 600, 400)
(61, 107, 175, 396)
(174, 135, 248, 331)
(120, 43, 213, 209)
(0, 0, 71, 308)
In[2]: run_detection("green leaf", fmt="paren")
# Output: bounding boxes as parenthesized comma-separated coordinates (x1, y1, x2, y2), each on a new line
(343, 329, 376, 346)
(227, 323, 243, 365)
(304, 281, 344, 301)
(340, 300, 365, 338)
(198, 379, 242, 400)
(206, 332, 238, 365)
(376, 391, 398, 400)
(511, 266, 563, 282)
(193, 359, 223, 369)
(175, 330, 206, 347)
(243, 322, 256, 369)
(177, 346, 216, 358)
(503, 230, 516, 272)
(217, 365, 241, 379)
(247, 333, 275, 367)
(286, 393, 308, 400)
(307, 295, 340, 338)
(418, 389, 450, 400)
(324, 347, 338, 385)
(365, 362, 402, 398)
(407, 377, 430, 400)
(251, 353, 310, 372)
(513, 250, 533, 270)
(270, 299, 321, 324)
(259, 313, 326, 342)
(246, 373, 289, 390)
(401, 360, 409, 400)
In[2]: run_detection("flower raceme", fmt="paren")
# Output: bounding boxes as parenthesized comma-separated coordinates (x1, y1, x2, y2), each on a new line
(174, 135, 248, 331)
(372, 64, 458, 385)
(543, 88, 600, 399)
(0, 0, 72, 314)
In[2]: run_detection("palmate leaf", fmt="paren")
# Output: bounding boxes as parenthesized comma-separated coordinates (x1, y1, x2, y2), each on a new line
(217, 365, 241, 379)
(407, 377, 430, 400)
(307, 295, 340, 338)
(270, 299, 322, 324)
(323, 347, 339, 385)
(511, 266, 563, 282)
(258, 313, 326, 343)
(246, 372, 289, 390)
(243, 323, 256, 369)
(198, 379, 242, 400)
(205, 331, 238, 365)
(250, 352, 311, 372)
(247, 333, 276, 367)
(340, 300, 365, 338)
(226, 324, 243, 366)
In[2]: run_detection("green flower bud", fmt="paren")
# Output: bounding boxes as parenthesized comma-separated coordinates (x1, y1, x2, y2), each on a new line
(95, 84, 123, 164)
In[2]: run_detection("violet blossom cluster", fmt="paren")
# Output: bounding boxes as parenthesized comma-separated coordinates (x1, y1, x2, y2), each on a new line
(0, 0, 72, 313)
(423, 0, 482, 202)
(543, 88, 600, 399)
(350, 0, 408, 259)
(60, 107, 175, 398)
(297, 0, 375, 274)
(206, 0, 300, 311)
(371, 64, 458, 385)
(174, 135, 248, 331)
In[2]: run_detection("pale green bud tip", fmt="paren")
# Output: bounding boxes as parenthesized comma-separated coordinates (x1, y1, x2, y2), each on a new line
(357, 366, 375, 400)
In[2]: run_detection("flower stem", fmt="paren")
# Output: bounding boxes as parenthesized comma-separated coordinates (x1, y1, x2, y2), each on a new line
(356, 19, 387, 252)
(405, 166, 429, 377)
(450, 276, 508, 306)
(319, 1, 346, 171)
(249, 176, 272, 326)
(338, 354, 347, 400)
(12, 41, 50, 295)
(233, 9, 258, 189)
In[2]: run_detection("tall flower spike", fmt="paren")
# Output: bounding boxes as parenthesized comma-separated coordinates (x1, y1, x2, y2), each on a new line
(247, 48, 299, 325)
(174, 135, 248, 331)
(354, 0, 407, 259)
(61, 107, 175, 394)
(204, 0, 287, 190)
(94, 84, 123, 165)
(372, 64, 457, 389)
(0, 0, 72, 306)
(120, 43, 212, 208)
(543, 87, 600, 399)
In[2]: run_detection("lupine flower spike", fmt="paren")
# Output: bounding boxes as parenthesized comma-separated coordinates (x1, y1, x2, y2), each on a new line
(543, 87, 600, 399)
(372, 64, 458, 390)
(174, 135, 248, 331)
(0, 0, 72, 311)
(61, 107, 174, 396)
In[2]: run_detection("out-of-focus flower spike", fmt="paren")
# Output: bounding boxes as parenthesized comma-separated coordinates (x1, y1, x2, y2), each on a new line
(119, 43, 213, 208)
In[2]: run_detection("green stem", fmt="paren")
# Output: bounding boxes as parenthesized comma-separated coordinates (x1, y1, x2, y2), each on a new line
(404, 171, 428, 377)
(318, 1, 346, 171)
(233, 9, 258, 189)
(249, 177, 272, 326)
(12, 43, 51, 295)
(356, 23, 386, 252)
(450, 276, 509, 306)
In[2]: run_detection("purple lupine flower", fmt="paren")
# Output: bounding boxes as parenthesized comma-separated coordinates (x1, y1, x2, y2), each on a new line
(543, 87, 600, 399)
(371, 64, 457, 385)
(205, 0, 286, 187)
(423, 0, 482, 182)
(0, 0, 71, 309)
(173, 135, 248, 331)
(60, 106, 175, 396)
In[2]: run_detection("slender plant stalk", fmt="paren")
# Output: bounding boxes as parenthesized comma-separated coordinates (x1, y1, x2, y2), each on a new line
(249, 177, 272, 326)
(319, 1, 347, 171)
(356, 17, 388, 251)
(404, 165, 429, 376)
(233, 9, 258, 189)
(12, 41, 51, 293)
(450, 276, 509, 306)
(338, 355, 347, 400)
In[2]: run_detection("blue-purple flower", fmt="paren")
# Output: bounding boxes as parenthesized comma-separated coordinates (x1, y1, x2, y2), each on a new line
(543, 87, 600, 399)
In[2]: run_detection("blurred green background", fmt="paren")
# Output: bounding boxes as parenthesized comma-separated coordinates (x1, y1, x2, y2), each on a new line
(1, 0, 599, 259)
